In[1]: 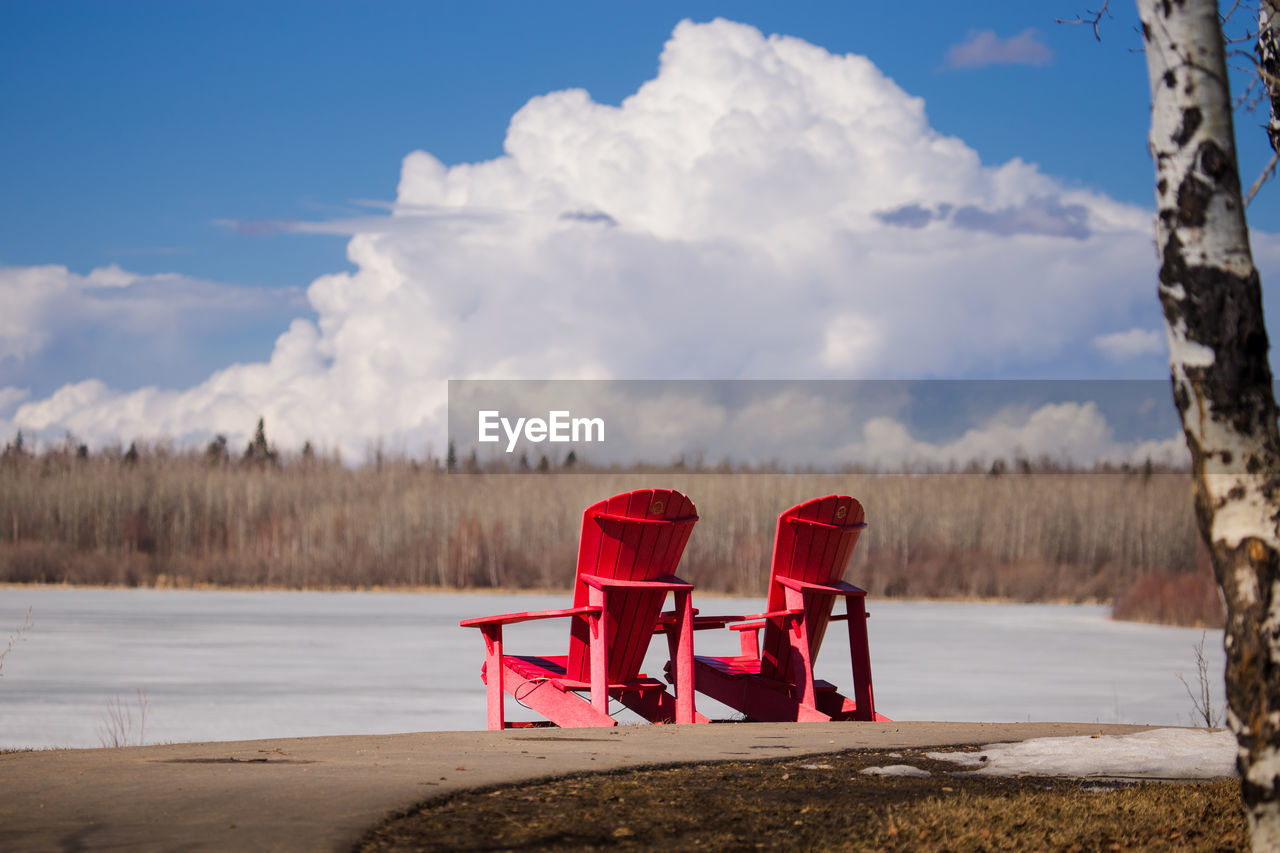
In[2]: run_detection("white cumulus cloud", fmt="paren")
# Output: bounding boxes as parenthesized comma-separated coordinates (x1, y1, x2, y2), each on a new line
(2, 18, 1169, 459)
(838, 402, 1187, 470)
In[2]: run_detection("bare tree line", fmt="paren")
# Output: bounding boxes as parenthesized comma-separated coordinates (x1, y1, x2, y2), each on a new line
(0, 446, 1215, 624)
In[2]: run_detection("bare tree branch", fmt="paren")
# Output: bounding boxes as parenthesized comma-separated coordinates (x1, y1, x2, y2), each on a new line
(1247, 149, 1280, 206)
(1055, 1, 1113, 40)
(0, 607, 32, 677)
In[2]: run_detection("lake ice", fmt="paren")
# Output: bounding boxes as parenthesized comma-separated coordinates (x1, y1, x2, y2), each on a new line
(0, 587, 1227, 750)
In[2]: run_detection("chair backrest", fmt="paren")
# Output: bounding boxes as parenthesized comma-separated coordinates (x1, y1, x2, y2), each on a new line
(758, 495, 867, 682)
(565, 489, 698, 683)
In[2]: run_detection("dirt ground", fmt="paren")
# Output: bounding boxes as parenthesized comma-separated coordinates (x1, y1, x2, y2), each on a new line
(357, 747, 1245, 852)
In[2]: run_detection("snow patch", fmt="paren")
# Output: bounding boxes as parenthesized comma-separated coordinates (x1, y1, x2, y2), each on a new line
(861, 764, 932, 778)
(928, 728, 1236, 779)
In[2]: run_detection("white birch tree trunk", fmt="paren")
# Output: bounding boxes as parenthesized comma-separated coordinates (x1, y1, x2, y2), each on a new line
(1137, 0, 1280, 847)
(1260, 1, 1280, 154)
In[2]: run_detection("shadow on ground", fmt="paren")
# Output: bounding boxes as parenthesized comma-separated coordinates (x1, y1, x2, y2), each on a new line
(359, 747, 1245, 852)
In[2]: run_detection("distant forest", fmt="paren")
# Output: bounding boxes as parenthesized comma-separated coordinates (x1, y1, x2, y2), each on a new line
(0, 424, 1219, 628)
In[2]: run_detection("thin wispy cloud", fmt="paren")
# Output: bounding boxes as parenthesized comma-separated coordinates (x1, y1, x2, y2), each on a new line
(945, 28, 1053, 69)
(874, 204, 935, 229)
(952, 196, 1090, 240)
(216, 206, 520, 238)
(875, 197, 1090, 239)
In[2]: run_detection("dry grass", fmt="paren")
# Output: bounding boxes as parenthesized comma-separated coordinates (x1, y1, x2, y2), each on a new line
(358, 748, 1245, 852)
(1113, 565, 1224, 628)
(0, 605, 31, 677)
(0, 447, 1218, 624)
(96, 688, 150, 748)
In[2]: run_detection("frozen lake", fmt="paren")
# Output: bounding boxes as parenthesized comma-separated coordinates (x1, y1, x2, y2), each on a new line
(0, 586, 1226, 750)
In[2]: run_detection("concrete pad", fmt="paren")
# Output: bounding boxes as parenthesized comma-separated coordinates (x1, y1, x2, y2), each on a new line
(0, 721, 1158, 852)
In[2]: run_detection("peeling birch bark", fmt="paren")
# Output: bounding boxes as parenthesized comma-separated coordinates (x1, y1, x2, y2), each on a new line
(1260, 1, 1280, 154)
(1138, 0, 1280, 847)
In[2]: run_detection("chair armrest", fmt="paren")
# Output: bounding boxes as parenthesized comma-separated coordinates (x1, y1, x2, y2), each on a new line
(579, 573, 694, 593)
(688, 608, 801, 632)
(723, 612, 806, 659)
(829, 610, 871, 622)
(459, 605, 599, 629)
(652, 608, 702, 633)
(775, 577, 867, 596)
(721, 609, 805, 637)
(732, 607, 804, 624)
(690, 614, 747, 630)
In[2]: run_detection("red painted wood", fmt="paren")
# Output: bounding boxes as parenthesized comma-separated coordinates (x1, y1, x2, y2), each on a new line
(760, 496, 865, 684)
(482, 625, 504, 731)
(690, 495, 883, 723)
(672, 588, 695, 723)
(846, 599, 877, 721)
(567, 489, 697, 683)
(496, 661, 618, 728)
(460, 605, 598, 628)
(501, 654, 569, 681)
(690, 660, 833, 723)
(616, 689, 712, 725)
(580, 575, 694, 592)
(588, 583, 608, 714)
(783, 585, 818, 708)
(462, 489, 701, 728)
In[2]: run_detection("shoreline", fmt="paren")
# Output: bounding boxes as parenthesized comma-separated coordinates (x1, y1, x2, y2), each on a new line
(0, 579, 1110, 605)
(2, 581, 1227, 630)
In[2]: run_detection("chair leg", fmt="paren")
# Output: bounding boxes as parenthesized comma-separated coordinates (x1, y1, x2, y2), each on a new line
(481, 625, 505, 731)
(847, 597, 876, 722)
(588, 585, 609, 715)
(672, 589, 696, 724)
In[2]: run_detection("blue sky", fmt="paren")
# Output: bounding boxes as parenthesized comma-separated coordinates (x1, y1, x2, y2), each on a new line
(2, 2, 1277, 460)
(5, 1, 1176, 288)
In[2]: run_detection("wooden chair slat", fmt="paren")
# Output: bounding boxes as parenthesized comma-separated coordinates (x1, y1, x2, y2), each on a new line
(689, 495, 884, 723)
(463, 489, 701, 729)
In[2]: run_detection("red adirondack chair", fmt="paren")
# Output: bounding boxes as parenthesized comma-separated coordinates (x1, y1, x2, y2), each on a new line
(460, 489, 703, 729)
(689, 495, 888, 722)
